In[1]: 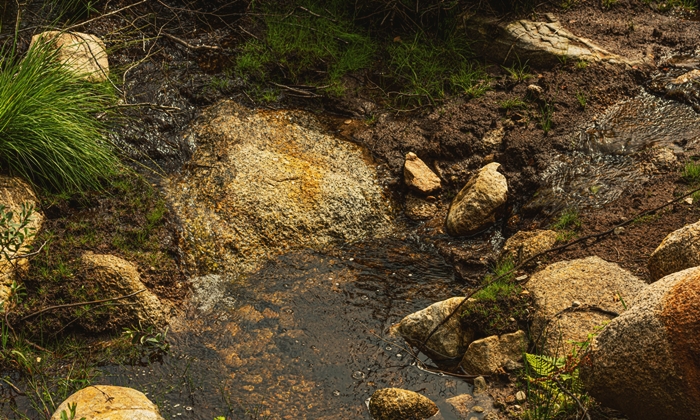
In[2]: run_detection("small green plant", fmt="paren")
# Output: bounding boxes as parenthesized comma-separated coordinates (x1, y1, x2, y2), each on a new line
(473, 258, 517, 301)
(576, 91, 587, 109)
(450, 63, 491, 98)
(60, 402, 86, 420)
(540, 102, 554, 133)
(0, 203, 36, 264)
(123, 324, 170, 355)
(551, 208, 581, 242)
(0, 42, 119, 193)
(602, 0, 618, 8)
(503, 57, 533, 83)
(682, 161, 700, 183)
(500, 97, 527, 110)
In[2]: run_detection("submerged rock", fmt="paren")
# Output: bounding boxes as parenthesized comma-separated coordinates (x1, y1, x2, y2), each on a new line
(502, 229, 557, 263)
(446, 162, 507, 236)
(0, 176, 43, 306)
(50, 385, 163, 420)
(648, 220, 700, 281)
(81, 252, 167, 326)
(527, 256, 645, 353)
(465, 18, 639, 68)
(583, 266, 700, 420)
(168, 101, 392, 275)
(460, 330, 527, 375)
(369, 388, 438, 420)
(397, 297, 473, 361)
(30, 31, 109, 82)
(404, 152, 441, 194)
(404, 194, 438, 221)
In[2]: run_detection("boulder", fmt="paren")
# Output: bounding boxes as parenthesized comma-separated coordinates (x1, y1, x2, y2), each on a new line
(446, 162, 507, 236)
(81, 252, 167, 326)
(648, 220, 700, 281)
(51, 385, 163, 420)
(404, 152, 441, 194)
(397, 297, 473, 361)
(30, 31, 109, 82)
(583, 266, 700, 420)
(167, 101, 392, 275)
(369, 388, 438, 420)
(464, 18, 640, 68)
(502, 230, 557, 263)
(460, 330, 527, 375)
(527, 256, 645, 353)
(404, 194, 437, 221)
(0, 176, 43, 306)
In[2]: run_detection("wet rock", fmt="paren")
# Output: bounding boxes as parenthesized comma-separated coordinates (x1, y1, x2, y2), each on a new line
(50, 385, 164, 420)
(460, 330, 527, 375)
(81, 252, 167, 326)
(404, 152, 441, 194)
(0, 176, 43, 306)
(648, 220, 700, 281)
(30, 31, 109, 82)
(167, 101, 392, 275)
(502, 230, 557, 263)
(404, 193, 438, 221)
(446, 162, 507, 236)
(527, 256, 645, 353)
(369, 388, 438, 420)
(583, 266, 700, 420)
(465, 18, 639, 68)
(397, 297, 473, 361)
(473, 376, 487, 394)
(446, 394, 473, 419)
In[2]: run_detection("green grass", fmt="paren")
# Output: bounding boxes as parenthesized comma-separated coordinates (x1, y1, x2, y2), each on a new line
(682, 161, 700, 184)
(503, 57, 533, 83)
(500, 97, 527, 110)
(473, 258, 517, 301)
(576, 92, 587, 109)
(552, 208, 582, 231)
(575, 60, 588, 70)
(540, 102, 554, 133)
(0, 42, 119, 194)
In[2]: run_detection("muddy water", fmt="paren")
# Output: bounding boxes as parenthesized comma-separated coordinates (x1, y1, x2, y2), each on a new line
(101, 240, 474, 419)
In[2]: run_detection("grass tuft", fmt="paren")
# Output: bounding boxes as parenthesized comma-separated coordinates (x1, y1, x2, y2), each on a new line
(682, 161, 700, 184)
(0, 42, 119, 194)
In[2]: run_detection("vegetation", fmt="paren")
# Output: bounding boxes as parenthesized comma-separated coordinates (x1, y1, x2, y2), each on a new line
(576, 92, 587, 109)
(682, 161, 700, 184)
(503, 57, 533, 83)
(540, 102, 554, 134)
(552, 208, 582, 242)
(500, 97, 527, 110)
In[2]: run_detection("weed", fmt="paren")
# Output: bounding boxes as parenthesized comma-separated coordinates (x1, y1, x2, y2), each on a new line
(575, 60, 588, 70)
(557, 55, 569, 66)
(473, 258, 517, 301)
(576, 91, 587, 109)
(450, 63, 491, 98)
(633, 213, 661, 224)
(560, 0, 579, 9)
(682, 161, 700, 183)
(503, 56, 533, 83)
(60, 402, 86, 420)
(540, 102, 554, 133)
(602, 0, 618, 8)
(552, 208, 581, 231)
(500, 98, 527, 110)
(0, 203, 37, 264)
(0, 42, 119, 194)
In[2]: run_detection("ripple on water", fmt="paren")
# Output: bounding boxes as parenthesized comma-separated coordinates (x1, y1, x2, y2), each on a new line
(101, 239, 473, 419)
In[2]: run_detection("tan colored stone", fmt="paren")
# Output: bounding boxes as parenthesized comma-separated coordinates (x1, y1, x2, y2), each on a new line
(502, 230, 557, 263)
(369, 388, 438, 420)
(460, 330, 527, 375)
(446, 163, 507, 236)
(672, 69, 700, 84)
(50, 385, 163, 420)
(30, 31, 109, 82)
(397, 297, 473, 361)
(482, 126, 505, 149)
(404, 152, 441, 194)
(0, 176, 43, 306)
(446, 394, 473, 419)
(648, 219, 700, 281)
(81, 252, 167, 326)
(405, 193, 438, 221)
(527, 256, 645, 353)
(584, 266, 700, 420)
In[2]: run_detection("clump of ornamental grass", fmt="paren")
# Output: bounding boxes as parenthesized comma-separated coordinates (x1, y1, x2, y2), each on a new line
(0, 41, 119, 194)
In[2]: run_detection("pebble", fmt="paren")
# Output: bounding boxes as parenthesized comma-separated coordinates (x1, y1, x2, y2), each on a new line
(516, 390, 527, 402)
(473, 405, 485, 413)
(572, 300, 581, 307)
(614, 226, 625, 235)
(685, 197, 694, 205)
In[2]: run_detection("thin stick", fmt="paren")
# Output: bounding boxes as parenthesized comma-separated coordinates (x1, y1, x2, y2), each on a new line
(21, 289, 146, 321)
(107, 102, 181, 111)
(161, 32, 220, 51)
(552, 376, 591, 420)
(62, 0, 148, 32)
(422, 184, 700, 348)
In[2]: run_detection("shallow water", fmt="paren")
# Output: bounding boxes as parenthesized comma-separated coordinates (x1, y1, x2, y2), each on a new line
(99, 240, 477, 419)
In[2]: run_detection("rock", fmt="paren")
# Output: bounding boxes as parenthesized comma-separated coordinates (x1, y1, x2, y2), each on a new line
(446, 163, 508, 236)
(527, 256, 646, 353)
(527, 84, 544, 97)
(397, 297, 473, 361)
(672, 69, 700, 84)
(583, 266, 700, 420)
(464, 18, 640, 68)
(482, 126, 504, 149)
(0, 176, 43, 307)
(50, 385, 164, 420)
(404, 193, 438, 221)
(460, 330, 527, 375)
(167, 101, 392, 275)
(369, 388, 438, 420)
(446, 394, 473, 419)
(81, 252, 167, 326)
(30, 31, 109, 82)
(515, 391, 526, 402)
(404, 152, 441, 194)
(473, 376, 487, 394)
(502, 230, 557, 263)
(648, 220, 700, 281)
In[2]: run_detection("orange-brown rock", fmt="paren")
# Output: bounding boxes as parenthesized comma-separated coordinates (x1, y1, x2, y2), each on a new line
(446, 163, 507, 237)
(404, 152, 441, 194)
(369, 388, 438, 420)
(648, 219, 700, 281)
(50, 385, 163, 420)
(30, 31, 109, 82)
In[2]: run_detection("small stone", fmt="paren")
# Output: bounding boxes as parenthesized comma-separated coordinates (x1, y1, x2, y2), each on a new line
(473, 376, 487, 394)
(614, 226, 625, 235)
(685, 197, 693, 205)
(527, 84, 543, 96)
(505, 395, 515, 404)
(344, 119, 352, 124)
(516, 275, 528, 281)
(482, 126, 505, 149)
(516, 390, 527, 402)
(472, 405, 485, 413)
(572, 300, 581, 307)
